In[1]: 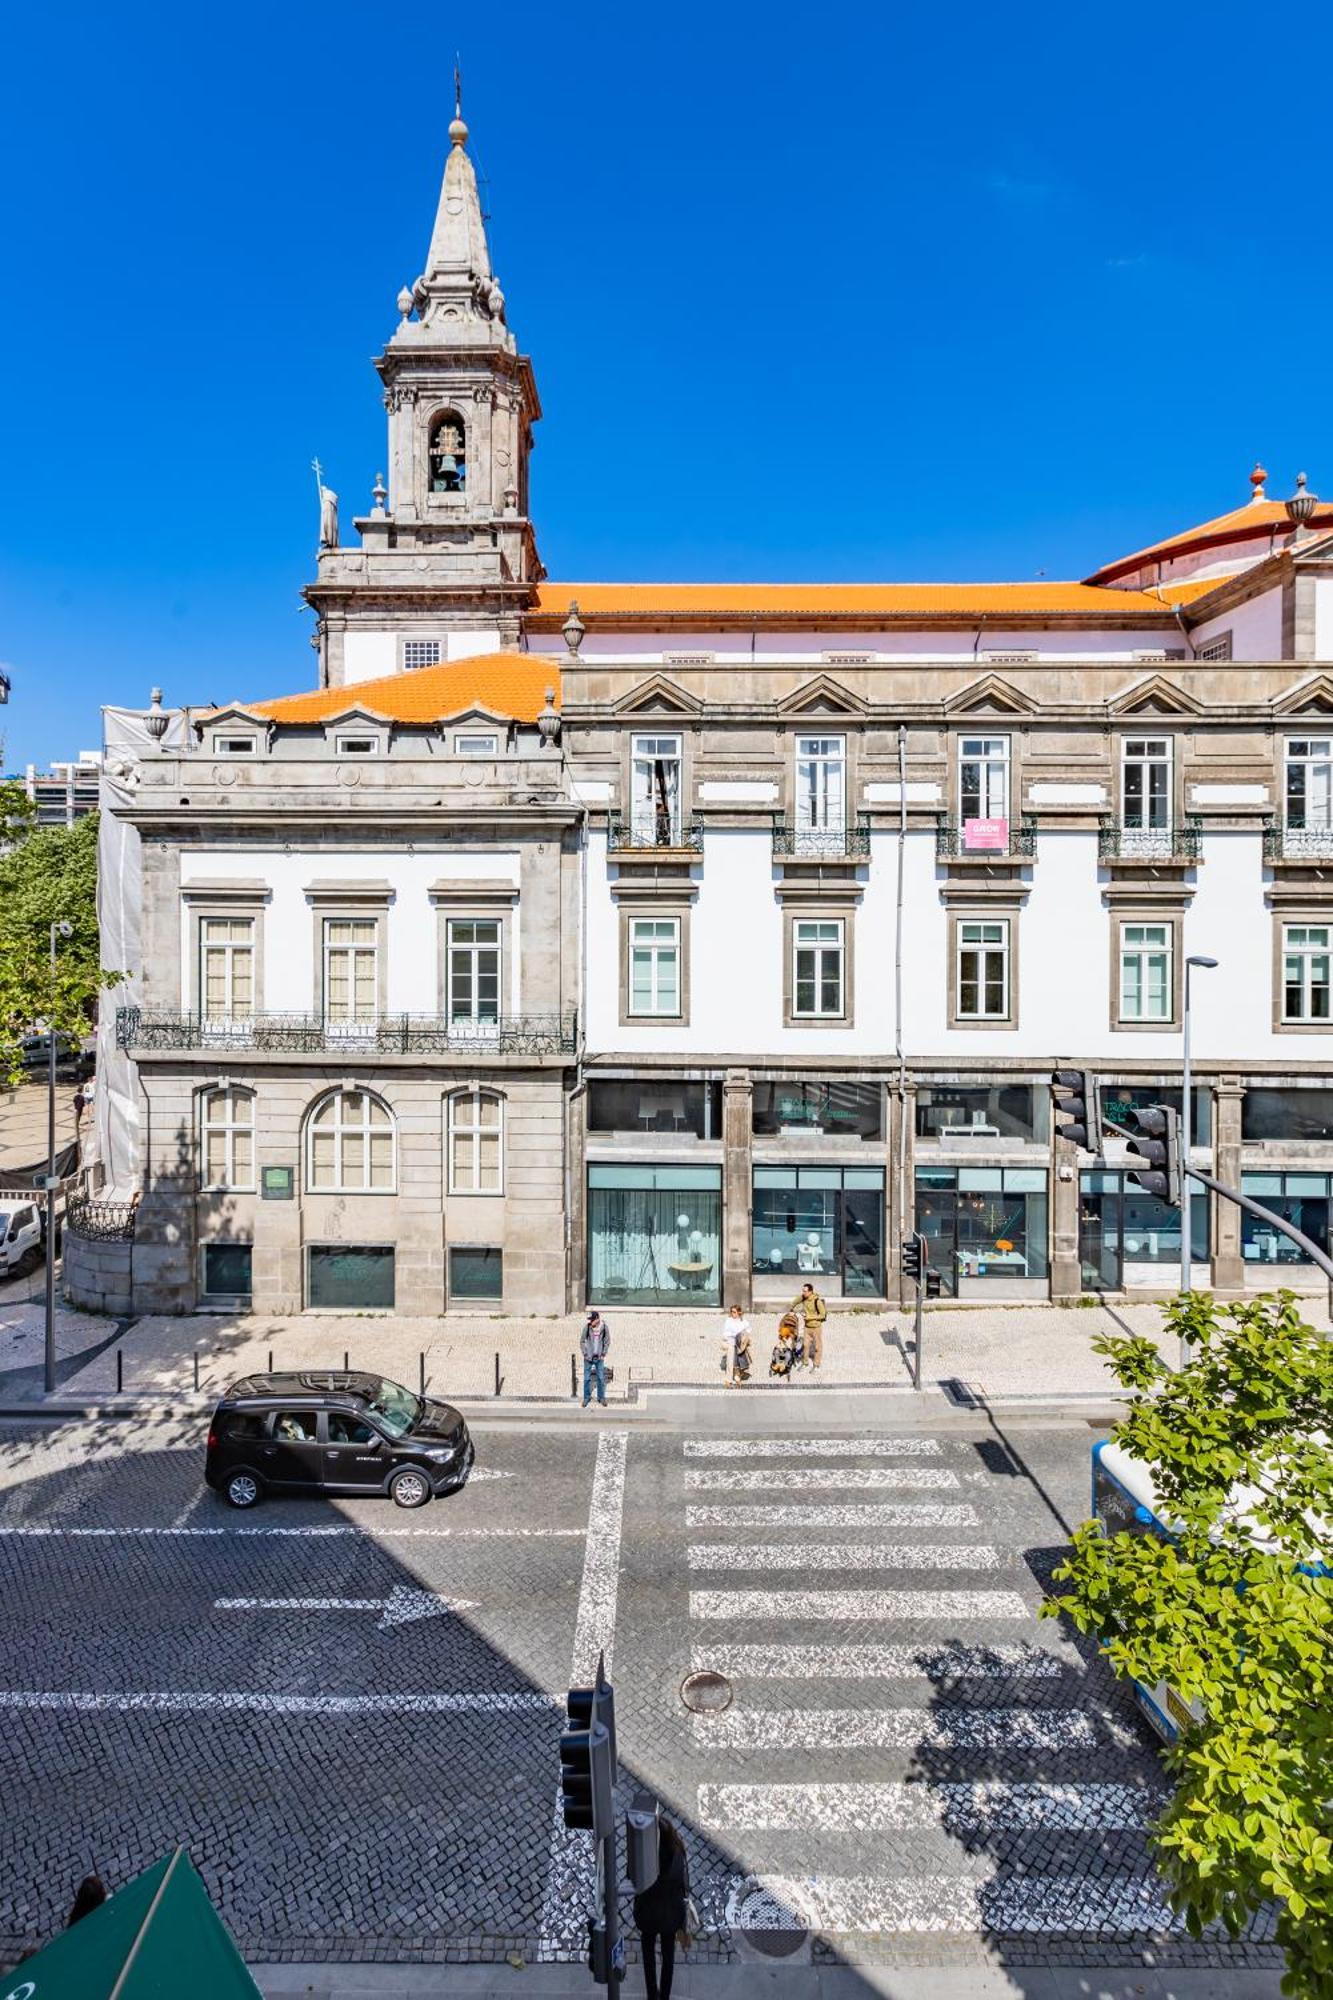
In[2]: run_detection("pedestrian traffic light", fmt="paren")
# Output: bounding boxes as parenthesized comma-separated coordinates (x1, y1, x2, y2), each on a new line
(1122, 1103, 1181, 1206)
(559, 1653, 617, 1838)
(901, 1236, 922, 1283)
(1051, 1069, 1102, 1156)
(587, 1919, 610, 1981)
(924, 1269, 942, 1300)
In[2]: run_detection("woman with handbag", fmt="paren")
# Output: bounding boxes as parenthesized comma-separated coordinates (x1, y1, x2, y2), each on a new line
(633, 1815, 690, 2000)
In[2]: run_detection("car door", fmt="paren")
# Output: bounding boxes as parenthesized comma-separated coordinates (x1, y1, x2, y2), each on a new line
(259, 1409, 324, 1489)
(321, 1410, 388, 1492)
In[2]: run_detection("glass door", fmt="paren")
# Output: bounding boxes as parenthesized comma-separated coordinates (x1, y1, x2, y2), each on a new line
(1079, 1172, 1123, 1292)
(841, 1181, 884, 1295)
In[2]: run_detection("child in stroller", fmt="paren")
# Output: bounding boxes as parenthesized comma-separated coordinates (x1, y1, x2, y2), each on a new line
(769, 1312, 804, 1379)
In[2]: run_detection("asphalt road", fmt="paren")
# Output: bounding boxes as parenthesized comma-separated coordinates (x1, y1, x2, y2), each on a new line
(0, 1401, 1278, 1978)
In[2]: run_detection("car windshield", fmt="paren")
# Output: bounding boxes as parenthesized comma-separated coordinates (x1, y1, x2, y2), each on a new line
(362, 1377, 421, 1437)
(0, 1214, 10, 1235)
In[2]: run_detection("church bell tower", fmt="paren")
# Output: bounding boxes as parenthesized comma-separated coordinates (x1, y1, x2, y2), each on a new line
(304, 100, 543, 687)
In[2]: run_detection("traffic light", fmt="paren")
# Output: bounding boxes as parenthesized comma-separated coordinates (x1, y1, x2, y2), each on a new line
(587, 1920, 610, 1981)
(1122, 1103, 1181, 1206)
(559, 1654, 617, 1838)
(1051, 1069, 1103, 1157)
(924, 1269, 943, 1300)
(901, 1236, 922, 1283)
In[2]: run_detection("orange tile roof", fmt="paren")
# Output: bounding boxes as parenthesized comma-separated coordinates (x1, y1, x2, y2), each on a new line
(239, 653, 559, 725)
(1086, 498, 1333, 585)
(533, 579, 1219, 621)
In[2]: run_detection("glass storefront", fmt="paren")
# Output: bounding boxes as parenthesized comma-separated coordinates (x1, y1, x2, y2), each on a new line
(307, 1245, 395, 1310)
(1079, 1172, 1208, 1290)
(752, 1079, 882, 1140)
(1240, 1172, 1332, 1269)
(587, 1078, 722, 1138)
(915, 1082, 1046, 1143)
(916, 1167, 1048, 1295)
(752, 1165, 885, 1294)
(1242, 1090, 1333, 1143)
(1100, 1084, 1212, 1147)
(588, 1163, 722, 1307)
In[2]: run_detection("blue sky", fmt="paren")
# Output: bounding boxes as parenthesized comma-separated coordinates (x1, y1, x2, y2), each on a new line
(3, 0, 1330, 769)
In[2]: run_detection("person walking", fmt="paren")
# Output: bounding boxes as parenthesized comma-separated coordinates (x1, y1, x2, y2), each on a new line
(634, 1815, 689, 2000)
(581, 1309, 611, 1408)
(790, 1280, 827, 1370)
(719, 1303, 751, 1385)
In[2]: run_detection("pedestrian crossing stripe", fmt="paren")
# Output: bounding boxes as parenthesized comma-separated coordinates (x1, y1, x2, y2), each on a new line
(690, 1642, 1065, 1680)
(692, 1706, 1097, 1749)
(685, 1503, 980, 1528)
(699, 1779, 1162, 1832)
(685, 1467, 961, 1491)
(684, 1438, 943, 1459)
(687, 1541, 1006, 1571)
(690, 1588, 1030, 1621)
(716, 1870, 1178, 1934)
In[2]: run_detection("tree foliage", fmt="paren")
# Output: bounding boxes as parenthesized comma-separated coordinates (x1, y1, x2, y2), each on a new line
(1045, 1291, 1333, 1994)
(0, 807, 120, 1084)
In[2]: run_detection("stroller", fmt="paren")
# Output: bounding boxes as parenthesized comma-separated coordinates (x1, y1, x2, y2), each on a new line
(769, 1312, 805, 1380)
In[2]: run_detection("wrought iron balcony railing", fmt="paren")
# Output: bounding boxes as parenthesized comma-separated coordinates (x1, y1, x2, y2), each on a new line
(117, 1008, 578, 1057)
(934, 816, 1037, 861)
(771, 813, 871, 861)
(1263, 817, 1333, 863)
(66, 1196, 137, 1243)
(1098, 817, 1202, 864)
(607, 812, 705, 854)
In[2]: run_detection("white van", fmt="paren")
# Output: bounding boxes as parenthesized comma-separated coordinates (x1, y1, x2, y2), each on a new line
(0, 1201, 43, 1278)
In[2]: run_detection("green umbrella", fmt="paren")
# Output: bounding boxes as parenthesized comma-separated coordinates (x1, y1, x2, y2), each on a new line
(4, 1849, 261, 1998)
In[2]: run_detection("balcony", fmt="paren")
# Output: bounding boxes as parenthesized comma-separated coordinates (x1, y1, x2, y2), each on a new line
(772, 814, 871, 862)
(607, 812, 704, 855)
(1263, 817, 1333, 864)
(935, 816, 1037, 862)
(1098, 818, 1201, 866)
(117, 1009, 578, 1058)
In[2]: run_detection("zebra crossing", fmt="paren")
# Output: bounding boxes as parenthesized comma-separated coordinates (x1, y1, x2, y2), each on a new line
(680, 1429, 1184, 1946)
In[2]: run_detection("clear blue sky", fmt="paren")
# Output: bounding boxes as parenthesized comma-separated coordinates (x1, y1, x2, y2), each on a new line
(3, 0, 1330, 770)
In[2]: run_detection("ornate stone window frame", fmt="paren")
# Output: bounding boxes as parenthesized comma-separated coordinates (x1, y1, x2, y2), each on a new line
(303, 881, 394, 1020)
(1269, 888, 1333, 1034)
(1102, 881, 1190, 1033)
(783, 904, 855, 1030)
(180, 881, 271, 1018)
(428, 880, 519, 1024)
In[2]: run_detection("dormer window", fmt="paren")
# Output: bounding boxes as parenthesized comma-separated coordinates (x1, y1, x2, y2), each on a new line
(429, 411, 467, 493)
(335, 734, 379, 756)
(455, 732, 499, 757)
(212, 733, 257, 756)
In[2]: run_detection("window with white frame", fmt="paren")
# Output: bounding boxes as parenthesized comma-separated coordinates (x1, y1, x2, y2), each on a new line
(334, 734, 379, 756)
(201, 1085, 255, 1190)
(1121, 737, 1173, 834)
(1283, 924, 1332, 1022)
(307, 1089, 395, 1191)
(454, 732, 499, 756)
(403, 639, 441, 670)
(957, 920, 1010, 1020)
(323, 919, 378, 1022)
(793, 919, 844, 1018)
(200, 917, 254, 1020)
(630, 735, 682, 845)
(448, 1089, 503, 1192)
(959, 736, 1010, 822)
(1119, 921, 1172, 1022)
(794, 735, 846, 847)
(1285, 739, 1333, 828)
(447, 919, 501, 1025)
(211, 733, 257, 756)
(628, 917, 680, 1016)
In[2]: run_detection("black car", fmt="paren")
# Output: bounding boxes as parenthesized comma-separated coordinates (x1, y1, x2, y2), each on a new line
(205, 1370, 473, 1511)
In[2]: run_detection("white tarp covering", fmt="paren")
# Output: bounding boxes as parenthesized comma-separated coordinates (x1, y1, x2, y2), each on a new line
(96, 704, 189, 1196)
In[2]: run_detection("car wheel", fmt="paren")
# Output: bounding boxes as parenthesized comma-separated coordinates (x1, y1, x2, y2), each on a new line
(389, 1466, 431, 1509)
(225, 1470, 263, 1509)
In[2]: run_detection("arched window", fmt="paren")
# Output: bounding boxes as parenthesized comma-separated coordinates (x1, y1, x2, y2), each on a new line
(429, 411, 467, 493)
(201, 1086, 255, 1190)
(448, 1089, 503, 1193)
(307, 1089, 395, 1193)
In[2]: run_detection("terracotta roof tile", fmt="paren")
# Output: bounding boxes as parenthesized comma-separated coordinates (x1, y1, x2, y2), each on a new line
(238, 653, 558, 725)
(534, 579, 1217, 620)
(1086, 499, 1333, 585)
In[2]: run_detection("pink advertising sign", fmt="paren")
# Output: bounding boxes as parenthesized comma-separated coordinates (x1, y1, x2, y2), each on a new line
(963, 817, 1009, 852)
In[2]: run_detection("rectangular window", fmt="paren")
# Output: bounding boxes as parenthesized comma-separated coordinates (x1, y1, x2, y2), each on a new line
(1079, 1171, 1208, 1290)
(1242, 1088, 1333, 1142)
(915, 1166, 1048, 1294)
(751, 1078, 882, 1139)
(628, 918, 680, 1017)
(454, 733, 499, 756)
(1283, 924, 1332, 1022)
(334, 735, 378, 756)
(447, 918, 501, 1025)
(202, 1242, 252, 1299)
(587, 1078, 720, 1137)
(200, 916, 255, 1020)
(323, 918, 378, 1022)
(793, 919, 844, 1018)
(1119, 922, 1172, 1022)
(1101, 1085, 1211, 1147)
(449, 1245, 503, 1301)
(1241, 1172, 1331, 1268)
(211, 734, 256, 756)
(752, 1164, 885, 1295)
(630, 735, 682, 845)
(403, 639, 442, 670)
(1285, 738, 1333, 828)
(956, 920, 1009, 1020)
(915, 1083, 1046, 1142)
(1121, 737, 1172, 837)
(1195, 633, 1232, 663)
(959, 735, 1010, 823)
(794, 735, 846, 849)
(449, 1090, 502, 1193)
(587, 1163, 722, 1308)
(307, 1245, 396, 1310)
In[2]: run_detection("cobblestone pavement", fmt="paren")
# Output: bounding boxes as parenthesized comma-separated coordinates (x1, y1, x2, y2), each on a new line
(0, 1405, 1281, 1978)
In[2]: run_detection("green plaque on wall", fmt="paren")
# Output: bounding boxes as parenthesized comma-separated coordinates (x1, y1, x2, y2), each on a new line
(261, 1165, 295, 1200)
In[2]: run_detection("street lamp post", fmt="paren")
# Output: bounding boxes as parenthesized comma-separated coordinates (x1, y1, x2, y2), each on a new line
(1179, 953, 1219, 1324)
(44, 918, 73, 1396)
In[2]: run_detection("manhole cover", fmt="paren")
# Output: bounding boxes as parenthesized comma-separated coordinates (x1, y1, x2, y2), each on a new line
(679, 1669, 733, 1714)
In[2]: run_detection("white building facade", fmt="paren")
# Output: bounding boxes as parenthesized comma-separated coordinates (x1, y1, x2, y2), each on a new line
(91, 112, 1333, 1317)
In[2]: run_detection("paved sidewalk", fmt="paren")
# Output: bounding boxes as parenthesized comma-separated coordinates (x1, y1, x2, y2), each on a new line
(1, 1293, 1327, 1413)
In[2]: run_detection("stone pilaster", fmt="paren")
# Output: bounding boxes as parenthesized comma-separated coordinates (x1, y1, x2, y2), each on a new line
(722, 1069, 753, 1311)
(887, 1077, 916, 1304)
(1050, 1138, 1083, 1302)
(566, 1083, 588, 1310)
(1211, 1079, 1246, 1294)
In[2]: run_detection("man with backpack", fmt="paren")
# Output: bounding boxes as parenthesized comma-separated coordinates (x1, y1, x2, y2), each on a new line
(790, 1281, 827, 1370)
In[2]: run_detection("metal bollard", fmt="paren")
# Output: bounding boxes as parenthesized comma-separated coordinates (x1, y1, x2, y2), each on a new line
(268, 1349, 273, 1374)
(626, 1791, 660, 1891)
(495, 1350, 501, 1397)
(344, 1350, 349, 1374)
(193, 1349, 199, 1393)
(571, 1351, 577, 1399)
(419, 1350, 425, 1396)
(116, 1346, 123, 1395)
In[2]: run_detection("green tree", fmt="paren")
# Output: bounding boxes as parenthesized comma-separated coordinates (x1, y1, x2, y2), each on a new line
(0, 777, 37, 846)
(0, 808, 121, 1085)
(1046, 1291, 1333, 1995)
